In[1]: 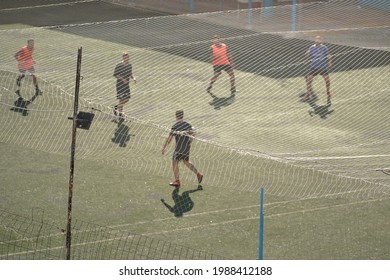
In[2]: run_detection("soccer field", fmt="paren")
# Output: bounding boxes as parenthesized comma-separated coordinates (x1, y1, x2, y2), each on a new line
(0, 0, 390, 260)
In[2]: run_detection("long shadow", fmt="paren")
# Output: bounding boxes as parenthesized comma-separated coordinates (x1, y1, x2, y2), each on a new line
(55, 18, 390, 79)
(308, 101, 334, 119)
(156, 34, 390, 78)
(299, 92, 334, 119)
(10, 93, 39, 117)
(161, 185, 203, 218)
(2, 2, 389, 78)
(209, 93, 236, 110)
(0, 1, 169, 26)
(111, 121, 133, 147)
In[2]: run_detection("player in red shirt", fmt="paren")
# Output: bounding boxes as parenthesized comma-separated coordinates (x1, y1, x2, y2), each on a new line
(206, 35, 236, 96)
(14, 39, 42, 96)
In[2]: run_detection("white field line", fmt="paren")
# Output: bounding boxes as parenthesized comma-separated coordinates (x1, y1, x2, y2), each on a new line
(271, 25, 390, 35)
(141, 197, 390, 237)
(0, 187, 375, 247)
(108, 189, 372, 229)
(287, 154, 390, 161)
(276, 139, 390, 157)
(1, 194, 388, 258)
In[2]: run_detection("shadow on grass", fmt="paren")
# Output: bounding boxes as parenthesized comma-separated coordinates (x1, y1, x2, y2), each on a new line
(10, 93, 39, 117)
(2, 2, 389, 79)
(308, 101, 334, 119)
(209, 93, 236, 110)
(299, 92, 334, 119)
(161, 185, 203, 218)
(111, 121, 133, 147)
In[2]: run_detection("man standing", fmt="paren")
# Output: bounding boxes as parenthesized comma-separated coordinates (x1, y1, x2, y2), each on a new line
(206, 35, 236, 97)
(304, 36, 332, 103)
(15, 39, 42, 96)
(161, 110, 203, 187)
(113, 52, 136, 122)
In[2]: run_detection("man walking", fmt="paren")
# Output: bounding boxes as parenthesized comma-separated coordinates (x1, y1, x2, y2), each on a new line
(15, 39, 42, 96)
(113, 52, 136, 122)
(161, 110, 203, 187)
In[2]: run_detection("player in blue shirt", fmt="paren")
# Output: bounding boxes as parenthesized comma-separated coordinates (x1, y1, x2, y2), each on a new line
(304, 36, 333, 103)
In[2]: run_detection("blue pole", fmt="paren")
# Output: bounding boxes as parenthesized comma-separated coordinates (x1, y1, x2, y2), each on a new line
(189, 0, 194, 13)
(258, 187, 265, 260)
(292, 0, 297, 31)
(263, 0, 273, 17)
(248, 0, 253, 26)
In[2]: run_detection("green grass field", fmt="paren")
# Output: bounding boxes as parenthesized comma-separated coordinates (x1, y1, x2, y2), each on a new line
(1, 1, 390, 260)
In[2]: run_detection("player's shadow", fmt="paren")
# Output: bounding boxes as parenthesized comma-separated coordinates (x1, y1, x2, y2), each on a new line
(308, 101, 334, 119)
(111, 122, 133, 147)
(299, 92, 334, 119)
(209, 94, 236, 110)
(10, 94, 38, 116)
(161, 185, 203, 218)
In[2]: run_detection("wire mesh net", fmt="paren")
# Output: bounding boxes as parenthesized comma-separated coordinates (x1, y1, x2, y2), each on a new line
(0, 0, 390, 259)
(0, 208, 222, 260)
(1, 0, 389, 197)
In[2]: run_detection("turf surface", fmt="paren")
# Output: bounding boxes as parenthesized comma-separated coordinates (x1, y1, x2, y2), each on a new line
(0, 0, 389, 260)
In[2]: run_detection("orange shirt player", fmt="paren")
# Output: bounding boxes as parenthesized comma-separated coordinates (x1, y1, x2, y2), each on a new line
(206, 35, 236, 97)
(14, 39, 42, 97)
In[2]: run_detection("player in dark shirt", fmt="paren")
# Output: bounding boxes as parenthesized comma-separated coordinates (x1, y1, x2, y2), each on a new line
(161, 110, 203, 187)
(113, 52, 136, 122)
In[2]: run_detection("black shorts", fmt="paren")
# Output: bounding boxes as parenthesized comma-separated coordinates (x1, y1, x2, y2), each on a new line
(172, 151, 190, 162)
(116, 83, 130, 100)
(308, 68, 329, 77)
(213, 64, 232, 73)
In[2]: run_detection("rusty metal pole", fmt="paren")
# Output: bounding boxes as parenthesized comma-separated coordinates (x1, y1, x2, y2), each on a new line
(66, 47, 82, 260)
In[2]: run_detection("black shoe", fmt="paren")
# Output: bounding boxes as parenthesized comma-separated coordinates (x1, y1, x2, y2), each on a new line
(15, 90, 21, 97)
(197, 185, 203, 191)
(112, 106, 118, 116)
(16, 78, 21, 87)
(206, 86, 212, 94)
(118, 113, 125, 123)
(231, 87, 236, 95)
(35, 88, 42, 95)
